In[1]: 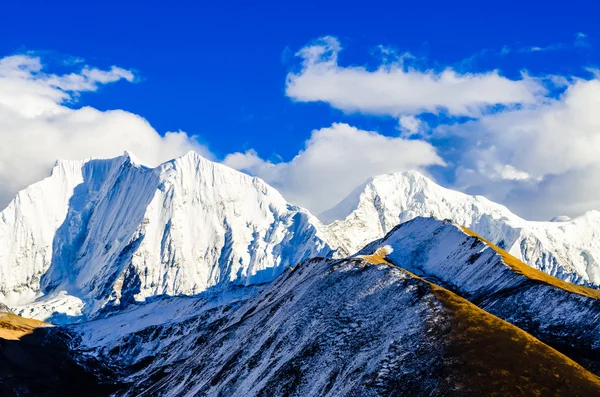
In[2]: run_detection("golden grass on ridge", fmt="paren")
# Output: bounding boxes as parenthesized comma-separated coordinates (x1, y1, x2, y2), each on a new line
(358, 245, 600, 394)
(435, 286, 600, 395)
(357, 246, 393, 265)
(459, 225, 600, 300)
(0, 312, 50, 340)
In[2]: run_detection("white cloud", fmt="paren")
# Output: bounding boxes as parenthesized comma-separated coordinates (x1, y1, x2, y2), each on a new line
(440, 77, 600, 219)
(499, 165, 531, 181)
(0, 54, 209, 208)
(281, 37, 600, 220)
(286, 36, 545, 118)
(224, 123, 444, 214)
(3, 40, 599, 223)
(398, 115, 423, 137)
(520, 43, 566, 53)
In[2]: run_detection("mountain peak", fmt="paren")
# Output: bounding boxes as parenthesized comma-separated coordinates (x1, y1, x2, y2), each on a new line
(50, 150, 212, 176)
(122, 150, 145, 166)
(172, 149, 206, 163)
(1, 148, 334, 321)
(161, 150, 235, 174)
(51, 152, 140, 180)
(319, 169, 438, 225)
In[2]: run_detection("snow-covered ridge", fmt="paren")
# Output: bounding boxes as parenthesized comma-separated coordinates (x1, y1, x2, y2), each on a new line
(357, 217, 600, 371)
(324, 170, 600, 285)
(0, 151, 334, 320)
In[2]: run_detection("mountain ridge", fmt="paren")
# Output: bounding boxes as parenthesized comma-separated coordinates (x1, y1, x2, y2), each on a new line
(62, 246, 600, 396)
(323, 170, 600, 286)
(357, 217, 600, 374)
(3, 211, 600, 395)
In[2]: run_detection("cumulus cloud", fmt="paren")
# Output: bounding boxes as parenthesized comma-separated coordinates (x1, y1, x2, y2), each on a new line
(224, 123, 444, 214)
(0, 54, 209, 208)
(282, 36, 600, 220)
(286, 36, 545, 118)
(3, 40, 599, 222)
(440, 77, 600, 219)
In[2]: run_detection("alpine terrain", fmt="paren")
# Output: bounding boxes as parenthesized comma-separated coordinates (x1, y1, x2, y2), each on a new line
(1, 151, 600, 396)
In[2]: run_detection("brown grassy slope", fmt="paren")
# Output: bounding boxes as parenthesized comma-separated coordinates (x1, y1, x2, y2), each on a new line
(357, 254, 600, 395)
(434, 287, 600, 396)
(459, 225, 600, 300)
(0, 313, 50, 340)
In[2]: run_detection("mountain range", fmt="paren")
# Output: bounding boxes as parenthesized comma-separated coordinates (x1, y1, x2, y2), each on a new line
(2, 151, 599, 322)
(1, 151, 600, 396)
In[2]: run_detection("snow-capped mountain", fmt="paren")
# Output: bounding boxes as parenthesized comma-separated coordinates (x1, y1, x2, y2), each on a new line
(323, 171, 600, 286)
(0, 152, 334, 319)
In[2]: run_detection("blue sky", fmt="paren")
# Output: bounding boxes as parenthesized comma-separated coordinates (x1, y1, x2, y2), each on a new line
(1, 0, 600, 219)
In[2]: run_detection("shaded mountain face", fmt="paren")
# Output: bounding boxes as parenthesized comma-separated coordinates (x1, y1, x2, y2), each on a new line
(0, 152, 333, 320)
(357, 217, 600, 374)
(323, 171, 600, 286)
(0, 325, 119, 397)
(58, 254, 600, 396)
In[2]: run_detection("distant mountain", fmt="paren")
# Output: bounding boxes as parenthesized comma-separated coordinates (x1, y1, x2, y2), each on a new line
(323, 171, 600, 286)
(0, 152, 333, 320)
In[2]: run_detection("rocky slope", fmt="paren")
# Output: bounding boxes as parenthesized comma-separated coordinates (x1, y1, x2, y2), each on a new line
(57, 254, 600, 396)
(323, 171, 600, 286)
(0, 152, 334, 320)
(0, 323, 118, 397)
(358, 217, 600, 374)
